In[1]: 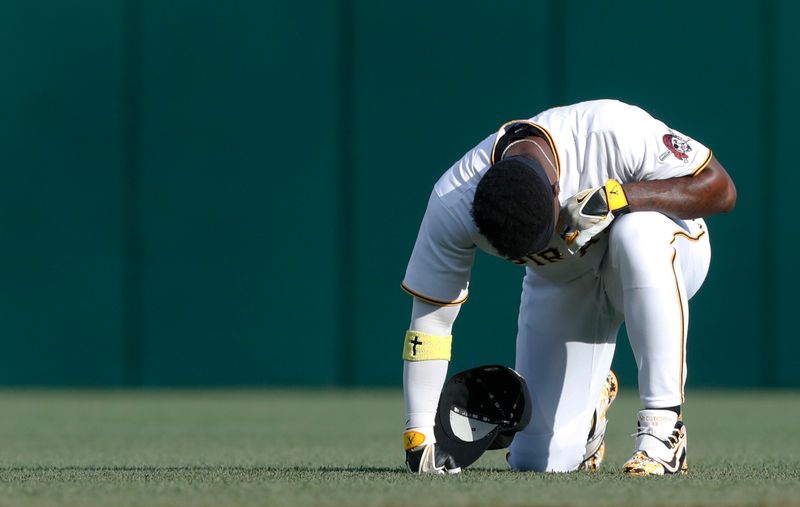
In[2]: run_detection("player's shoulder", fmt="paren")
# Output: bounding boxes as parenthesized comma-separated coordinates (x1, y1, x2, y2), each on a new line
(578, 99, 653, 127)
(536, 99, 652, 129)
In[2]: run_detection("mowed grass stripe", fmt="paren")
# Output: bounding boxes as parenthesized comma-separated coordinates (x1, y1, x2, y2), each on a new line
(0, 389, 797, 507)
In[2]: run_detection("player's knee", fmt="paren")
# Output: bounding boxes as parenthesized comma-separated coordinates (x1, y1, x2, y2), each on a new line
(610, 212, 671, 246)
(508, 433, 584, 473)
(507, 442, 553, 472)
(609, 212, 673, 263)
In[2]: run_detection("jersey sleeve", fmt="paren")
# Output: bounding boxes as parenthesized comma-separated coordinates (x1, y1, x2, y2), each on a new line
(620, 108, 713, 182)
(402, 191, 476, 306)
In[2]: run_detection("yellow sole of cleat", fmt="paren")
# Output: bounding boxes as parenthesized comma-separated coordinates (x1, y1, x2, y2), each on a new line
(622, 459, 688, 477)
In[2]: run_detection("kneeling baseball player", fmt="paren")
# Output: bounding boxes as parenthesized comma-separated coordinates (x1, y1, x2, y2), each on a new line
(401, 99, 736, 475)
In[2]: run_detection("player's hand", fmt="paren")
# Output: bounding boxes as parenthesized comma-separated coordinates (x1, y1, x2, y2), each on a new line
(559, 180, 630, 254)
(404, 428, 461, 474)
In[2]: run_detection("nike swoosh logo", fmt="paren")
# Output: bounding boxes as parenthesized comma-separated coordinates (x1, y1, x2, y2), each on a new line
(576, 194, 589, 204)
(653, 445, 685, 473)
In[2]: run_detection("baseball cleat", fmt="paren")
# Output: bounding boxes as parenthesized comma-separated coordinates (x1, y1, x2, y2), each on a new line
(406, 443, 461, 475)
(622, 409, 688, 476)
(579, 370, 618, 471)
(404, 429, 461, 475)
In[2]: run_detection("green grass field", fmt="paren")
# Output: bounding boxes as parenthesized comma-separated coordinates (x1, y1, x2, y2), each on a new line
(0, 389, 798, 507)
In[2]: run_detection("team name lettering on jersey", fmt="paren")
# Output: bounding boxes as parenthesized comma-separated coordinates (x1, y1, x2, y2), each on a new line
(511, 247, 564, 266)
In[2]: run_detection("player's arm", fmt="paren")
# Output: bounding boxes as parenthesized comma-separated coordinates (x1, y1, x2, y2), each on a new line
(560, 106, 736, 251)
(401, 191, 475, 474)
(559, 158, 736, 252)
(403, 298, 462, 474)
(621, 156, 737, 218)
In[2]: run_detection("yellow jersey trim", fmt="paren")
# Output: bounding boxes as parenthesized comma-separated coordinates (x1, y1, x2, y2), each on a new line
(691, 150, 714, 176)
(668, 221, 706, 403)
(400, 282, 468, 306)
(669, 245, 686, 404)
(490, 120, 561, 180)
(670, 225, 706, 245)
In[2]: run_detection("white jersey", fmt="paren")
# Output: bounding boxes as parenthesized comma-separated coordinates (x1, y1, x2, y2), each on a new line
(402, 99, 713, 305)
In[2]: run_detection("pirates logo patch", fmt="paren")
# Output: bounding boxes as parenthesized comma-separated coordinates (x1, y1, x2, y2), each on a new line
(661, 133, 692, 162)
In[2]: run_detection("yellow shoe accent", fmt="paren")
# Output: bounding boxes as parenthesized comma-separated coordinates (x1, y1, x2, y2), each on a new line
(579, 441, 605, 472)
(623, 451, 667, 476)
(403, 431, 425, 451)
(598, 370, 618, 421)
(623, 424, 688, 478)
(578, 371, 618, 472)
(623, 450, 688, 476)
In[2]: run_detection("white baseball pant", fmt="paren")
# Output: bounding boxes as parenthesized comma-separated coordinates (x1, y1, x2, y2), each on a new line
(508, 212, 711, 472)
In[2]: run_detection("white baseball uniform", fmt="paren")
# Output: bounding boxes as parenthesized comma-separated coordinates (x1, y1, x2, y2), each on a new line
(402, 99, 713, 472)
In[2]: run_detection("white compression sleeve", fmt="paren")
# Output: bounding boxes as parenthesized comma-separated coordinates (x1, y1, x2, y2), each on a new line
(403, 299, 461, 430)
(409, 298, 461, 336)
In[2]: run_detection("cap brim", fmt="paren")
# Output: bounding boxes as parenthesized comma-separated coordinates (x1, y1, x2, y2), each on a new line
(434, 403, 500, 468)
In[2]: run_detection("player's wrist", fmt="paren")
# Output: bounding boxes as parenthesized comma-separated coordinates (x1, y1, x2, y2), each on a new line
(604, 179, 631, 216)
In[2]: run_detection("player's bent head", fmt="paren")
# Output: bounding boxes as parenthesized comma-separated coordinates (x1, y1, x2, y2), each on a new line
(471, 156, 555, 260)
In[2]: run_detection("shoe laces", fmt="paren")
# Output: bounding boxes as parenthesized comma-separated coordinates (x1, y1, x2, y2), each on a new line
(631, 427, 680, 448)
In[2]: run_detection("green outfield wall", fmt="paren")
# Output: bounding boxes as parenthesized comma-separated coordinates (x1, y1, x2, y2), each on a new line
(0, 0, 796, 388)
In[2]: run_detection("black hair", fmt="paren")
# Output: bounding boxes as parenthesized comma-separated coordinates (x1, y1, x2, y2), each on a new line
(471, 156, 555, 259)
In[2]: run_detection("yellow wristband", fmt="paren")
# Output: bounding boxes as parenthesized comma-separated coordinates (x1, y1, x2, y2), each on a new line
(604, 179, 631, 216)
(402, 330, 452, 361)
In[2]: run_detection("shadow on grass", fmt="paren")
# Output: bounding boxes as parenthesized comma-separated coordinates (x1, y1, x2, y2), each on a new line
(0, 465, 405, 474)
